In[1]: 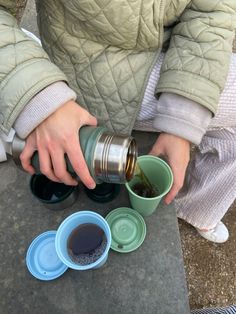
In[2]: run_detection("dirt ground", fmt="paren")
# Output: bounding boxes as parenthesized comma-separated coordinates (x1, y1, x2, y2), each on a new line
(15, 4, 236, 311)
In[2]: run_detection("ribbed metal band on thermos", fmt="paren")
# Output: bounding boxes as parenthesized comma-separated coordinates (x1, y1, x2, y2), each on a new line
(11, 126, 138, 184)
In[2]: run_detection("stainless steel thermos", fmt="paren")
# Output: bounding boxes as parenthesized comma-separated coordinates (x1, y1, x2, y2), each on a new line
(11, 126, 138, 184)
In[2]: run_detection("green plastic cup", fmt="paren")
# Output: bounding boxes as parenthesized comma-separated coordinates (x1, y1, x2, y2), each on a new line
(125, 155, 173, 216)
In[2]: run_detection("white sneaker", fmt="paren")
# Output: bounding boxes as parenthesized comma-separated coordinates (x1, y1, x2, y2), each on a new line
(196, 221, 229, 243)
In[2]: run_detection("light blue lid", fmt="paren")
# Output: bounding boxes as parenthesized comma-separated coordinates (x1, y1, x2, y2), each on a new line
(26, 230, 68, 280)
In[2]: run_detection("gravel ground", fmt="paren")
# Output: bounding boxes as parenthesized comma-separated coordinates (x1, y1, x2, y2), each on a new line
(14, 3, 236, 311)
(179, 203, 236, 310)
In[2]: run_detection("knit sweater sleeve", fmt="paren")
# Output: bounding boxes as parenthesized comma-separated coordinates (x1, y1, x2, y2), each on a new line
(153, 92, 212, 145)
(14, 82, 77, 139)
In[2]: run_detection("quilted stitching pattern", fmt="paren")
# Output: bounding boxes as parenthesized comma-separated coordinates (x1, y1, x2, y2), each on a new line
(36, 0, 236, 133)
(60, 0, 140, 49)
(156, 0, 236, 114)
(0, 0, 235, 134)
(37, 0, 164, 134)
(0, 6, 67, 133)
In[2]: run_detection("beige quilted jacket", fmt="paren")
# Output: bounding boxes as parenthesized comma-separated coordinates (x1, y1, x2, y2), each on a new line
(0, 0, 236, 134)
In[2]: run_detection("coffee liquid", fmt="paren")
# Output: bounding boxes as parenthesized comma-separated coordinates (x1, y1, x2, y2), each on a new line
(42, 181, 70, 201)
(67, 223, 107, 265)
(132, 163, 159, 198)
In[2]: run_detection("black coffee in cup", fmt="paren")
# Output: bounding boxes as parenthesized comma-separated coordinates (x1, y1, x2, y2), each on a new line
(132, 163, 160, 198)
(67, 223, 107, 265)
(132, 182, 159, 198)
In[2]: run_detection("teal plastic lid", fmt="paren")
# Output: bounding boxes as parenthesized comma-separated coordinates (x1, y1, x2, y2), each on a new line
(84, 183, 120, 203)
(105, 207, 146, 253)
(26, 231, 68, 280)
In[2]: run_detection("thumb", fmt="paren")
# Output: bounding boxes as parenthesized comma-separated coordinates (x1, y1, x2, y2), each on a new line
(86, 114, 97, 127)
(149, 141, 165, 157)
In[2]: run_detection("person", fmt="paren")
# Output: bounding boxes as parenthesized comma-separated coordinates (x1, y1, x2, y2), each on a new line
(0, 1, 236, 243)
(192, 305, 236, 314)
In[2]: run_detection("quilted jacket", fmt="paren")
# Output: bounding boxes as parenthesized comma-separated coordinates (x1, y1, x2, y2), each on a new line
(0, 0, 236, 135)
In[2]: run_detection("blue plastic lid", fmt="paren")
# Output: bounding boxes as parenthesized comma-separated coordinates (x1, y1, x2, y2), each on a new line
(26, 230, 68, 280)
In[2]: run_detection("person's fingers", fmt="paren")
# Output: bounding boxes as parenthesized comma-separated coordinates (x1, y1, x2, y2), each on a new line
(164, 180, 182, 205)
(20, 139, 37, 175)
(20, 101, 99, 187)
(85, 114, 97, 127)
(149, 144, 163, 157)
(66, 136, 96, 189)
(50, 148, 78, 186)
(19, 134, 36, 175)
(74, 104, 97, 127)
(37, 146, 61, 183)
(149, 133, 190, 205)
(60, 100, 97, 127)
(164, 162, 187, 205)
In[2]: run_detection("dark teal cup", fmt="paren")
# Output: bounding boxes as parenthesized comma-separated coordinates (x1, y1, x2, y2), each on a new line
(30, 174, 79, 210)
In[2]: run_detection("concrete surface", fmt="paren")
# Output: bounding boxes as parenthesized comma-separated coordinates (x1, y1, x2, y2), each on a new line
(18, 1, 236, 310)
(20, 0, 38, 36)
(0, 132, 190, 314)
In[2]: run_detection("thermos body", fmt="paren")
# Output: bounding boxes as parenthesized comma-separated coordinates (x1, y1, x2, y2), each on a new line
(11, 126, 138, 184)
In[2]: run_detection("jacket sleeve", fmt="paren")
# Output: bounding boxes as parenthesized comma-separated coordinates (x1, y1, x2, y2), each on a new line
(156, 0, 236, 114)
(0, 2, 68, 134)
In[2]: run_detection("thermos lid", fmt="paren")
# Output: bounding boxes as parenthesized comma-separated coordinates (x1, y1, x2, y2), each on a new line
(105, 207, 146, 253)
(84, 183, 120, 203)
(26, 231, 68, 280)
(30, 174, 79, 210)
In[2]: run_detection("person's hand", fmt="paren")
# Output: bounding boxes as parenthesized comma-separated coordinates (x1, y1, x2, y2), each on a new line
(20, 100, 97, 189)
(149, 133, 190, 205)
